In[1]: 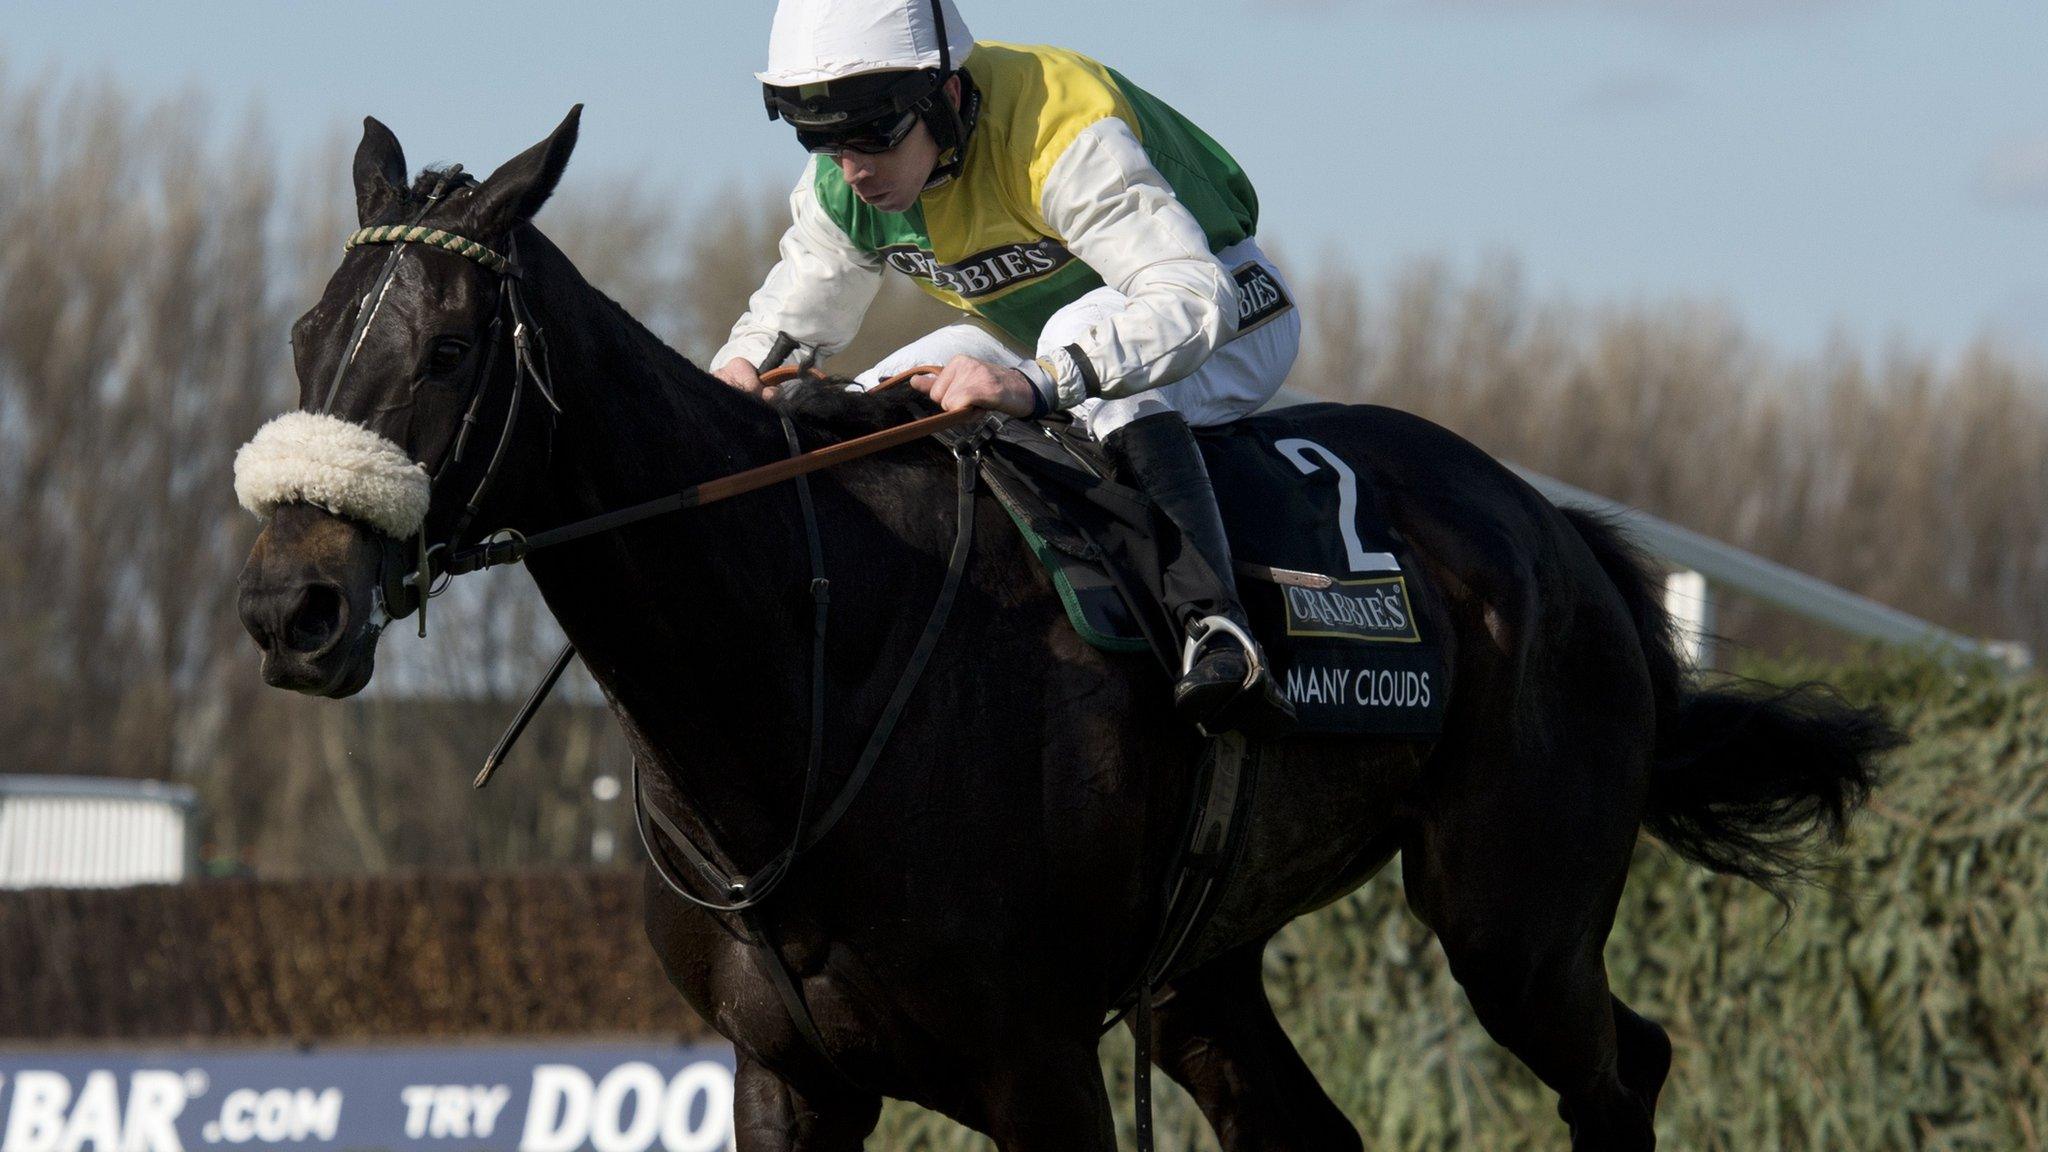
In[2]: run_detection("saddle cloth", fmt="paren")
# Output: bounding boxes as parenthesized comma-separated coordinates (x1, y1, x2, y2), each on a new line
(972, 402, 1448, 738)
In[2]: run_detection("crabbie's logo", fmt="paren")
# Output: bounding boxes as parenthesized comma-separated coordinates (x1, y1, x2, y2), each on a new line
(1231, 262, 1293, 334)
(881, 240, 1075, 299)
(1283, 577, 1420, 643)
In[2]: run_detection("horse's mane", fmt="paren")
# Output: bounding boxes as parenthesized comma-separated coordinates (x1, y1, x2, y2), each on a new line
(774, 377, 940, 438)
(529, 231, 948, 451)
(409, 166, 478, 197)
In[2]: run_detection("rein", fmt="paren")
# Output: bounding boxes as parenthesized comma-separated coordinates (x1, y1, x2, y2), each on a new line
(439, 370, 977, 578)
(454, 340, 988, 1080)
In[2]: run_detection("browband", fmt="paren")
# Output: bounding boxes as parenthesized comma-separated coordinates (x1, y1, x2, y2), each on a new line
(344, 225, 510, 274)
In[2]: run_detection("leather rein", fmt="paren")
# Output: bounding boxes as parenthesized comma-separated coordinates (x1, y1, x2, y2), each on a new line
(437, 365, 978, 581)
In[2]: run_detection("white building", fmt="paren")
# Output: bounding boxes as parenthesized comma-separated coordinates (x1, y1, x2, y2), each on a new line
(0, 775, 198, 888)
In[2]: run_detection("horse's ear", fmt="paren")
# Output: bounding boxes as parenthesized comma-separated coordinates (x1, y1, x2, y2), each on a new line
(353, 116, 409, 226)
(468, 105, 582, 238)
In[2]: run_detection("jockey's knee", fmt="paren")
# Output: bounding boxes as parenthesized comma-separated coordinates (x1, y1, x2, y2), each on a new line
(1082, 394, 1175, 441)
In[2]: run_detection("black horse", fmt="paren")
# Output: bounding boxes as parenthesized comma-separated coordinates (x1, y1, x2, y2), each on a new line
(238, 110, 1896, 1150)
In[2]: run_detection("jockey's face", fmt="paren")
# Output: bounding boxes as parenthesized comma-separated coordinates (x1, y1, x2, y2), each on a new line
(837, 119, 939, 213)
(833, 75, 962, 214)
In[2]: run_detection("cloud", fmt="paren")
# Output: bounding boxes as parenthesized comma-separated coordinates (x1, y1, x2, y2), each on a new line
(1980, 137, 2048, 209)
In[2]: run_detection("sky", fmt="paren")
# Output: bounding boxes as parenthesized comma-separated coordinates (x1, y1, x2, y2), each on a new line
(3, 0, 2045, 364)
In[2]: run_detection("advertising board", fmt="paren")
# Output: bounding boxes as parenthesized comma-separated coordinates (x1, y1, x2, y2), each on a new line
(0, 1042, 735, 1152)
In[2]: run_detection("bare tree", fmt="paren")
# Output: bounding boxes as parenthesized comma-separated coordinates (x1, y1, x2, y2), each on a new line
(4, 67, 2042, 876)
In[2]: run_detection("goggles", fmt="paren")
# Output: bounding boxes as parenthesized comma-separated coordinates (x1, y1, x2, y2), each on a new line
(795, 109, 921, 156)
(765, 70, 941, 156)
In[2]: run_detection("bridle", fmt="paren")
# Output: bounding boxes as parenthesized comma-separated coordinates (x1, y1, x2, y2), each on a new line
(322, 167, 560, 639)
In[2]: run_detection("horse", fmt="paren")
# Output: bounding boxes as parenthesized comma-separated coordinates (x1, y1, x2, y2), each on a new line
(235, 108, 1897, 1151)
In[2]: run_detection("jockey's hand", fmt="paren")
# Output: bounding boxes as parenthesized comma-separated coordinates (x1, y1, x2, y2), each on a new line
(911, 356, 1040, 418)
(714, 358, 778, 402)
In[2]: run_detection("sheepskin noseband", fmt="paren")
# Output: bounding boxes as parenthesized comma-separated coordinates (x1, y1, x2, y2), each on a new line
(234, 411, 431, 539)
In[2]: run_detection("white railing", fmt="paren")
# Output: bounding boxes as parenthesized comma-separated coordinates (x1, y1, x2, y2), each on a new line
(1505, 467, 2032, 671)
(1264, 390, 2033, 671)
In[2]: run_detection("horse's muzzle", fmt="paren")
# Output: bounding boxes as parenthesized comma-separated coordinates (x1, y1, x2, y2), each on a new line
(238, 503, 386, 697)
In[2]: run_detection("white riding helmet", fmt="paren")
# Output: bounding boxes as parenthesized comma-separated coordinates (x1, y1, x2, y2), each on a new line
(757, 0, 974, 87)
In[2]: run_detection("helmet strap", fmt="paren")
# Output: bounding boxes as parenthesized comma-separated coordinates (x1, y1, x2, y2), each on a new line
(918, 70, 979, 190)
(915, 0, 967, 189)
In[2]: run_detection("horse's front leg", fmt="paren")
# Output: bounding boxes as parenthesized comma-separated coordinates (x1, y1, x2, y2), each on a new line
(642, 868, 878, 1149)
(732, 1055, 880, 1152)
(965, 1042, 1118, 1152)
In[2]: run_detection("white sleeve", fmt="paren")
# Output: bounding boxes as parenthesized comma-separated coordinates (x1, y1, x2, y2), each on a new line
(1034, 117, 1240, 407)
(710, 167, 886, 371)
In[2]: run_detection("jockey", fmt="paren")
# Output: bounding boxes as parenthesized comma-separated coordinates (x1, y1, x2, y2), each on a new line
(713, 0, 1299, 733)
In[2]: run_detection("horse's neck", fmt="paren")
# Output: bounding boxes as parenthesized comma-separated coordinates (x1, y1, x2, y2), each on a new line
(517, 232, 790, 521)
(514, 232, 820, 831)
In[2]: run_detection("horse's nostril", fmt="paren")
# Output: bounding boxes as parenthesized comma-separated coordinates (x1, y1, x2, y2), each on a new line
(284, 584, 346, 654)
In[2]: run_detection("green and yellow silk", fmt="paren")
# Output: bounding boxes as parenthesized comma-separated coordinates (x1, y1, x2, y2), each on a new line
(813, 42, 1259, 347)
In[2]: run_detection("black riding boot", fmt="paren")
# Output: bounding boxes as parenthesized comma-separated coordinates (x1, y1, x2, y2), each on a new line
(1103, 411, 1295, 735)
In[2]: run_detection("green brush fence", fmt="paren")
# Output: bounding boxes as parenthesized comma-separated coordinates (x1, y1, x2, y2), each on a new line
(881, 652, 2048, 1149)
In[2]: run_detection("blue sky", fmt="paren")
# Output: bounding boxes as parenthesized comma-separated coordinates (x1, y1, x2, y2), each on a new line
(4, 0, 2045, 363)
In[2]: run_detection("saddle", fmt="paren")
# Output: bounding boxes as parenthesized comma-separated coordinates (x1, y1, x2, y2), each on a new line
(963, 402, 1450, 739)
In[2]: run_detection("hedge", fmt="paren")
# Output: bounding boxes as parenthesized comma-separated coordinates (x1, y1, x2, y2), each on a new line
(0, 870, 703, 1043)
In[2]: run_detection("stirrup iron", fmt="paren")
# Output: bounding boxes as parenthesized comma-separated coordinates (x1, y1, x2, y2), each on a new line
(1180, 615, 1264, 690)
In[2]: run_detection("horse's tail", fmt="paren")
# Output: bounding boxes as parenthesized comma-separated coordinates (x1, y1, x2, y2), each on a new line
(1558, 506, 1899, 899)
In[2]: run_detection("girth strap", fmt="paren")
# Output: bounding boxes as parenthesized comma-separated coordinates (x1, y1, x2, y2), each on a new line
(1111, 731, 1262, 1152)
(739, 908, 840, 1068)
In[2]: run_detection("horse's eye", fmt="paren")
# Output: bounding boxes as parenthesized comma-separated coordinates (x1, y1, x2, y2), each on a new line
(427, 337, 470, 376)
